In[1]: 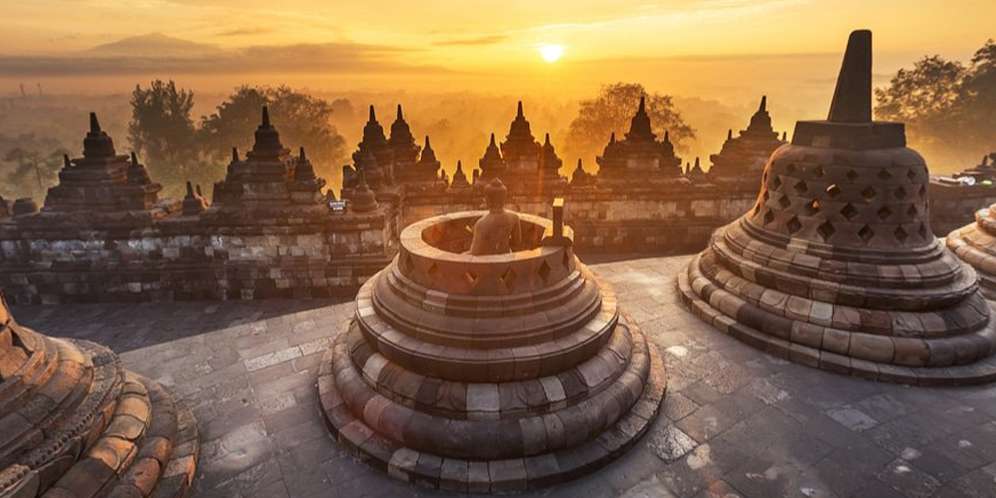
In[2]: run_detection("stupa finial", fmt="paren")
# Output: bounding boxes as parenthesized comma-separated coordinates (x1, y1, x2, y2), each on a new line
(63, 154, 71, 168)
(828, 29, 873, 123)
(489, 132, 496, 147)
(261, 106, 271, 127)
(396, 104, 404, 121)
(232, 147, 239, 162)
(759, 95, 767, 112)
(638, 95, 646, 114)
(130, 151, 138, 165)
(727, 129, 733, 140)
(544, 133, 551, 146)
(516, 101, 524, 118)
(89, 112, 101, 133)
(369, 105, 376, 122)
(299, 146, 307, 160)
(185, 181, 194, 197)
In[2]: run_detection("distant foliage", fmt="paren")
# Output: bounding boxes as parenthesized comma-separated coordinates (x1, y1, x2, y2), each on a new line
(129, 80, 197, 167)
(0, 134, 67, 200)
(565, 83, 695, 167)
(198, 85, 348, 183)
(124, 83, 349, 198)
(875, 39, 996, 164)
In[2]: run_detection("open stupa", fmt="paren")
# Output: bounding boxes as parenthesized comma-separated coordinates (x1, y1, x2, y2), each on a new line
(317, 180, 666, 492)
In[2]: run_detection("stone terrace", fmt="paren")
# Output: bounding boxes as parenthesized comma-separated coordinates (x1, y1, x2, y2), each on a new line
(11, 255, 996, 498)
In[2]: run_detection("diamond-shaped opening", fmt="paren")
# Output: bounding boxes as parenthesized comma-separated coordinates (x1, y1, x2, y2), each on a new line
(806, 199, 821, 215)
(763, 209, 775, 225)
(861, 186, 877, 201)
(894, 225, 909, 243)
(895, 187, 907, 200)
(793, 180, 808, 194)
(826, 184, 842, 198)
(427, 262, 440, 281)
(817, 221, 835, 241)
(846, 169, 859, 181)
(498, 267, 517, 291)
(907, 204, 918, 217)
(814, 165, 825, 178)
(786, 216, 802, 234)
(778, 194, 791, 209)
(464, 270, 479, 286)
(877, 206, 893, 220)
(841, 203, 858, 220)
(919, 223, 928, 239)
(907, 168, 917, 181)
(858, 225, 874, 243)
(878, 169, 893, 180)
(538, 260, 552, 283)
(770, 176, 782, 191)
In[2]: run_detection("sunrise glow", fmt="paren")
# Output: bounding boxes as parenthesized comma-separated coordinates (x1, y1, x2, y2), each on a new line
(538, 44, 565, 63)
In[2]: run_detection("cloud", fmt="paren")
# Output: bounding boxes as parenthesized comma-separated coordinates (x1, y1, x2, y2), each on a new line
(0, 40, 445, 77)
(215, 27, 274, 37)
(433, 35, 507, 47)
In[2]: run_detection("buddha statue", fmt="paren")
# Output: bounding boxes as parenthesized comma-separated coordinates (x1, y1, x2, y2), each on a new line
(468, 177, 522, 255)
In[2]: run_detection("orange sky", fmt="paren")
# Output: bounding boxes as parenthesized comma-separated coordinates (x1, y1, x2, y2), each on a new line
(1, 0, 993, 169)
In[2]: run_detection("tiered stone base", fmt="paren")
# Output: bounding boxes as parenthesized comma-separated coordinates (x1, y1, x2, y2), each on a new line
(678, 253, 996, 386)
(947, 220, 996, 300)
(0, 335, 198, 498)
(317, 315, 666, 492)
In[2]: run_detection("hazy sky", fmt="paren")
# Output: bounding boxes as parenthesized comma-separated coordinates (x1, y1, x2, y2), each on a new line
(6, 0, 994, 58)
(2, 1, 994, 118)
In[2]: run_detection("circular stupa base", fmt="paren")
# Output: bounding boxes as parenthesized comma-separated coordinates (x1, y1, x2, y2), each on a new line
(0, 337, 199, 498)
(947, 221, 996, 301)
(317, 313, 666, 493)
(678, 255, 996, 386)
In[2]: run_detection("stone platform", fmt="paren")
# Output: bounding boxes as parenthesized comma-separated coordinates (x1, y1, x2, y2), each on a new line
(10, 254, 996, 498)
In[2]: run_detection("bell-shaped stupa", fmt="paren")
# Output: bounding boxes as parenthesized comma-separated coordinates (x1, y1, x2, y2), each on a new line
(678, 30, 996, 385)
(318, 195, 666, 491)
(948, 197, 996, 299)
(0, 292, 199, 497)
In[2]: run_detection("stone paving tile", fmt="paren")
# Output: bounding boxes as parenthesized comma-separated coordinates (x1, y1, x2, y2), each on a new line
(11, 254, 996, 498)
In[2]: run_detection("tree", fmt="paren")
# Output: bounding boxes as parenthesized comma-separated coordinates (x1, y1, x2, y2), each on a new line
(198, 86, 348, 182)
(3, 146, 68, 200)
(128, 80, 197, 167)
(874, 56, 966, 123)
(874, 40, 996, 166)
(564, 83, 695, 165)
(961, 39, 996, 150)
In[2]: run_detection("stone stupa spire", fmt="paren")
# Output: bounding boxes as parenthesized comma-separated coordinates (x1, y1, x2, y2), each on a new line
(828, 29, 873, 123)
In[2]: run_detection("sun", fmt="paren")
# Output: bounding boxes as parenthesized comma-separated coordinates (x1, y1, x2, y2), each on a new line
(538, 44, 565, 63)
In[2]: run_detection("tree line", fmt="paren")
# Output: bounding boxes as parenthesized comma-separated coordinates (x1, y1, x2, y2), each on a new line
(875, 39, 996, 166)
(128, 81, 348, 197)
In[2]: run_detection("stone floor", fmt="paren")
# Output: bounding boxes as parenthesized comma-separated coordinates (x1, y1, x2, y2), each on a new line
(12, 255, 996, 498)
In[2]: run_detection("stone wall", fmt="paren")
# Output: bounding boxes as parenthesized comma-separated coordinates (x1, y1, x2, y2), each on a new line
(0, 211, 393, 304)
(402, 184, 757, 255)
(928, 181, 996, 237)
